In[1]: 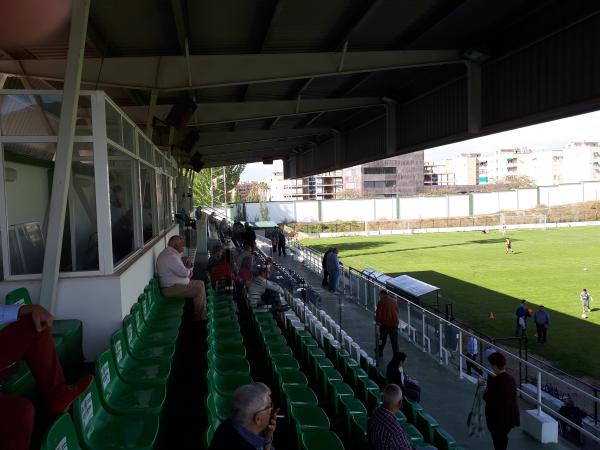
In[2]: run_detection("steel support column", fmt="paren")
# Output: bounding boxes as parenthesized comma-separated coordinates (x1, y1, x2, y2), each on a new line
(40, 0, 90, 312)
(467, 62, 482, 134)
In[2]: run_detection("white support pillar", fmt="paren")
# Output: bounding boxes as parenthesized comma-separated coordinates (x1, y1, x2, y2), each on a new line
(467, 62, 482, 134)
(145, 89, 158, 138)
(385, 103, 397, 155)
(39, 0, 90, 312)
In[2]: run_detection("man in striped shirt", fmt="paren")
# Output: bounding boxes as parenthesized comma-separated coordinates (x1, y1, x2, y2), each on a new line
(368, 384, 412, 450)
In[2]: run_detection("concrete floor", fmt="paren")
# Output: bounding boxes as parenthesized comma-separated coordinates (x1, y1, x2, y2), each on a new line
(263, 241, 573, 450)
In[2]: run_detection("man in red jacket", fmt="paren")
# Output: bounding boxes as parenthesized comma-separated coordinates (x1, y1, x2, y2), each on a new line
(375, 290, 400, 357)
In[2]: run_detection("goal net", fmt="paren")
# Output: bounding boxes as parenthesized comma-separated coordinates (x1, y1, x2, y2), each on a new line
(499, 213, 547, 230)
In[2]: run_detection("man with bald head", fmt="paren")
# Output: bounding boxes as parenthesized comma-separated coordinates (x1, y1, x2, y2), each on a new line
(156, 235, 207, 321)
(368, 384, 412, 450)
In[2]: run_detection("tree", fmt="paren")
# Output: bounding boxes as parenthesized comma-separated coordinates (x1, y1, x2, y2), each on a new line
(336, 189, 362, 199)
(192, 164, 245, 206)
(246, 182, 269, 202)
(259, 202, 270, 221)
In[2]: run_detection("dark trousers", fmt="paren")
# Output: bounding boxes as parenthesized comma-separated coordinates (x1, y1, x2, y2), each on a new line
(378, 325, 399, 356)
(0, 319, 67, 450)
(261, 290, 280, 310)
(322, 268, 328, 287)
(490, 429, 509, 450)
(466, 353, 483, 376)
(278, 243, 286, 256)
(536, 324, 547, 343)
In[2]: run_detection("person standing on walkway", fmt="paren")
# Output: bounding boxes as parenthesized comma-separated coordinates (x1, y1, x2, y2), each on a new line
(466, 335, 483, 376)
(533, 305, 550, 343)
(376, 290, 399, 357)
(326, 247, 340, 293)
(277, 228, 287, 257)
(483, 352, 520, 450)
(270, 228, 278, 255)
(321, 247, 333, 287)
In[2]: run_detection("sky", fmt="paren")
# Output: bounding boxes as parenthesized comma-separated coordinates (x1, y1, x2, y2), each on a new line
(239, 109, 600, 181)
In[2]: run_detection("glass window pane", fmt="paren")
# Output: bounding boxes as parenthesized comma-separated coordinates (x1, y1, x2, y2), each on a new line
(75, 96, 93, 136)
(3, 142, 98, 275)
(0, 94, 61, 136)
(108, 146, 137, 265)
(106, 102, 122, 145)
(122, 119, 134, 153)
(140, 165, 156, 243)
(156, 174, 164, 231)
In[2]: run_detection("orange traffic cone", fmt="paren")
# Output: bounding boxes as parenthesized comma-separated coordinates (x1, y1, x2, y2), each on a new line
(488, 312, 495, 320)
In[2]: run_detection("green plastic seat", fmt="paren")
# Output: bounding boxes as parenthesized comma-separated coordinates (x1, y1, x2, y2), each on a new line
(348, 367, 369, 392)
(204, 424, 215, 449)
(367, 389, 382, 412)
(131, 304, 178, 345)
(291, 406, 330, 444)
(272, 355, 301, 373)
(146, 281, 184, 314)
(206, 392, 232, 422)
(349, 414, 368, 450)
(0, 360, 36, 398)
(95, 350, 166, 416)
(300, 430, 344, 450)
(433, 427, 458, 450)
(416, 410, 440, 444)
(5, 288, 83, 373)
(283, 385, 319, 408)
(211, 357, 251, 376)
(207, 332, 244, 347)
(265, 334, 289, 349)
(41, 413, 82, 450)
(110, 330, 171, 386)
(307, 347, 326, 376)
(339, 396, 367, 434)
(212, 341, 246, 358)
(335, 349, 351, 368)
(209, 370, 252, 397)
(319, 367, 343, 397)
(341, 357, 359, 380)
(395, 410, 408, 423)
(73, 378, 159, 450)
(267, 343, 294, 358)
(401, 422, 424, 448)
(140, 294, 181, 329)
(122, 316, 175, 362)
(327, 380, 354, 415)
(356, 377, 380, 404)
(402, 396, 423, 424)
(314, 357, 334, 386)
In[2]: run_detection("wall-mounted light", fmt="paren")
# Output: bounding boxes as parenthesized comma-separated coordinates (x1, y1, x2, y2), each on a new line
(4, 167, 17, 182)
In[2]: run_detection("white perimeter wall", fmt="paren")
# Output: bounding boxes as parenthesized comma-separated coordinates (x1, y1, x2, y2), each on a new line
(0, 226, 179, 361)
(231, 181, 599, 223)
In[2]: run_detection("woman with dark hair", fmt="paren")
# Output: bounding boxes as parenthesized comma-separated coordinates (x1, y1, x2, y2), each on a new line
(321, 247, 332, 287)
(386, 352, 421, 402)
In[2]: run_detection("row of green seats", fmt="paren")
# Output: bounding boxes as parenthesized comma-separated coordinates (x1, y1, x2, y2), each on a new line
(40, 277, 184, 450)
(288, 312, 460, 450)
(251, 309, 345, 450)
(204, 287, 253, 447)
(2, 287, 84, 399)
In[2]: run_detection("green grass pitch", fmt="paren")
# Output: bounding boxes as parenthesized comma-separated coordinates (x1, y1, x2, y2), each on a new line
(305, 227, 600, 379)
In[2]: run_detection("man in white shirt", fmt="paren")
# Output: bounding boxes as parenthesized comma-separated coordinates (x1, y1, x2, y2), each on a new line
(156, 235, 207, 321)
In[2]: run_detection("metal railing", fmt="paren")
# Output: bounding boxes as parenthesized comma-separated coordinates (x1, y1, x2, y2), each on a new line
(288, 239, 600, 444)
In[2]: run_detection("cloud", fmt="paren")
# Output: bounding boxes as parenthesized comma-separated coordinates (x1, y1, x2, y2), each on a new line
(426, 110, 600, 160)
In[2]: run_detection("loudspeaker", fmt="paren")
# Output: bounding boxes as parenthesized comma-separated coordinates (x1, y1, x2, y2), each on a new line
(180, 130, 200, 153)
(190, 153, 204, 172)
(165, 96, 197, 129)
(262, 158, 273, 165)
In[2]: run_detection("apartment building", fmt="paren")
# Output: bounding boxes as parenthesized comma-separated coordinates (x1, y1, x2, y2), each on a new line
(530, 149, 563, 185)
(562, 141, 600, 183)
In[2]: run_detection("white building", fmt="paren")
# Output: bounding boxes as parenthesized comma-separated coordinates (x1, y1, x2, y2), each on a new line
(478, 148, 533, 184)
(530, 149, 563, 186)
(562, 142, 600, 183)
